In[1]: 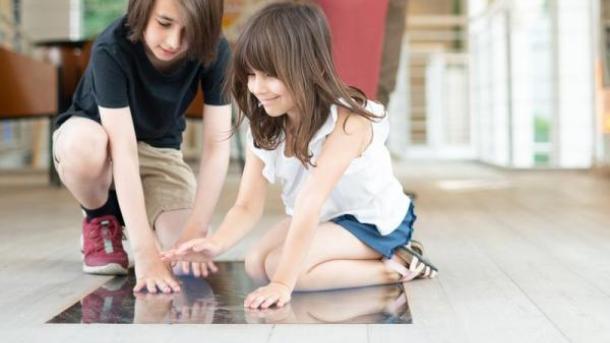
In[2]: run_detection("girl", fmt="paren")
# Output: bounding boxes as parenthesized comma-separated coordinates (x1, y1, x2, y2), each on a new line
(52, 0, 231, 293)
(162, 1, 437, 308)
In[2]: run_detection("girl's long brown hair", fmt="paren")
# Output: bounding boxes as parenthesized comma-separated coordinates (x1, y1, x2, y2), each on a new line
(229, 1, 382, 167)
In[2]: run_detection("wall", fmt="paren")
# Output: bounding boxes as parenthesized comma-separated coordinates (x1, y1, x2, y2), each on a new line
(21, 0, 81, 42)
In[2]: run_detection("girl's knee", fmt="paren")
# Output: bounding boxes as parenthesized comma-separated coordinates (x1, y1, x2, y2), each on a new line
(244, 248, 270, 282)
(293, 273, 317, 292)
(263, 248, 282, 279)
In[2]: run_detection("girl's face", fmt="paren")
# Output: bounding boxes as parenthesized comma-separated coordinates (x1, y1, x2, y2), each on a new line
(143, 0, 188, 67)
(247, 69, 297, 119)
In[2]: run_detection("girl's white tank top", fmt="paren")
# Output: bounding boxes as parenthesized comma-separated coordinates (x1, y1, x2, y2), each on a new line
(247, 100, 410, 235)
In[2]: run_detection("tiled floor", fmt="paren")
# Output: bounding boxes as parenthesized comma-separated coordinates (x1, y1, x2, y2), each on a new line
(48, 262, 410, 324)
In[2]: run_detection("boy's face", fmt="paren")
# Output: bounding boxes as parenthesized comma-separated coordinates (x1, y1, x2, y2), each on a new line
(247, 69, 297, 118)
(143, 0, 188, 66)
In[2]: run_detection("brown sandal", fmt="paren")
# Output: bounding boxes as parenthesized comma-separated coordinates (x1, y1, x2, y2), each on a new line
(384, 245, 438, 281)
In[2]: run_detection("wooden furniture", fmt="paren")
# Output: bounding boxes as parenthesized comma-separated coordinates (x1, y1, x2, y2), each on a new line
(0, 46, 59, 184)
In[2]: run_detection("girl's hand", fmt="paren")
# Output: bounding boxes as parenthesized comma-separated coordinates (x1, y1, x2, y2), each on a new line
(161, 237, 223, 263)
(244, 282, 292, 309)
(172, 228, 218, 278)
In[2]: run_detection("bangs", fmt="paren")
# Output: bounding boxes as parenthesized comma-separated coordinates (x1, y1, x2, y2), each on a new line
(234, 14, 283, 78)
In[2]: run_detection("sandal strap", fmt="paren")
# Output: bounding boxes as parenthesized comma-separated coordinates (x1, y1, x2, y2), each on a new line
(384, 258, 422, 282)
(397, 245, 439, 273)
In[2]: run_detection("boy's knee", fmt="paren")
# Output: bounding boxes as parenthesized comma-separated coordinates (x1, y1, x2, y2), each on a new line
(59, 125, 109, 174)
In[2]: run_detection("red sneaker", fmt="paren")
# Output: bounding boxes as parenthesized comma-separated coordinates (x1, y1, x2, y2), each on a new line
(82, 215, 128, 275)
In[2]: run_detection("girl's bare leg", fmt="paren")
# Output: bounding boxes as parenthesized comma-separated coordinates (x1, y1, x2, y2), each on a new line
(244, 217, 292, 285)
(263, 222, 401, 291)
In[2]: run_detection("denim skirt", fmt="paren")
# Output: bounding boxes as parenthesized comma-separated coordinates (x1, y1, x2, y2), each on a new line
(331, 203, 415, 259)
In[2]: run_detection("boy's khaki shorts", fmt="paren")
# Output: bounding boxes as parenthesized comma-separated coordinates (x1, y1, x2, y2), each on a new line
(53, 124, 196, 226)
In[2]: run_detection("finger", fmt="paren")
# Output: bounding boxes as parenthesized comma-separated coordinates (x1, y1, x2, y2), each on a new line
(192, 262, 201, 277)
(146, 280, 157, 293)
(181, 261, 190, 275)
(244, 295, 252, 308)
(165, 277, 181, 292)
(207, 261, 218, 273)
(155, 279, 171, 294)
(244, 292, 258, 308)
(260, 295, 280, 309)
(245, 297, 258, 309)
(200, 263, 209, 278)
(276, 296, 290, 308)
(250, 295, 268, 309)
(133, 279, 146, 293)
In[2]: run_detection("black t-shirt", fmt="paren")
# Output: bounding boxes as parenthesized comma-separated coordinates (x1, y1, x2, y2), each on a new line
(54, 16, 231, 149)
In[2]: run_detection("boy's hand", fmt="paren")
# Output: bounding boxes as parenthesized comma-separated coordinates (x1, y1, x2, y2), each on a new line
(133, 249, 181, 294)
(244, 282, 292, 309)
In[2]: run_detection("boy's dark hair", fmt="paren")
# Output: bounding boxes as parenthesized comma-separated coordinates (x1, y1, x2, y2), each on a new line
(126, 0, 224, 65)
(229, 1, 382, 167)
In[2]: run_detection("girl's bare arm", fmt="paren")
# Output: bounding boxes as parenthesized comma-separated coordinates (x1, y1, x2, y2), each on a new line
(271, 110, 372, 290)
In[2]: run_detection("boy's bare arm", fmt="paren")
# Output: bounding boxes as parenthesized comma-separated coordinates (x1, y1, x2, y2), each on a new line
(99, 106, 180, 293)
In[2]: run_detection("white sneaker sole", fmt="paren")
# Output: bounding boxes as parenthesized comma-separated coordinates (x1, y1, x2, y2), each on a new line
(80, 234, 130, 275)
(82, 263, 128, 275)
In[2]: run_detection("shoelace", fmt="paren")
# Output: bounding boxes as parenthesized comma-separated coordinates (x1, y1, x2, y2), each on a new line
(88, 218, 122, 252)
